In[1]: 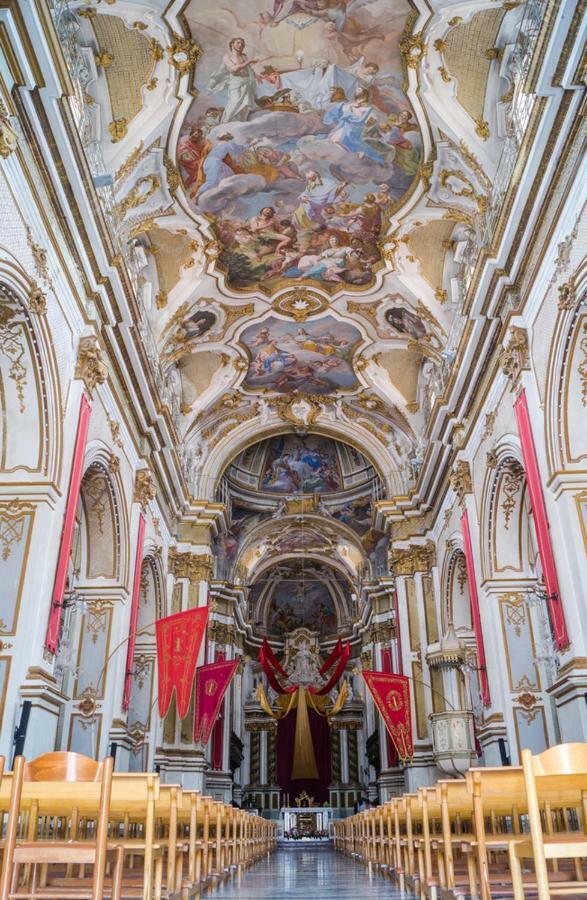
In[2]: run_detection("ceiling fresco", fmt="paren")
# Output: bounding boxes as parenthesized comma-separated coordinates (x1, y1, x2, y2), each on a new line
(180, 0, 421, 292)
(228, 433, 375, 493)
(240, 315, 362, 394)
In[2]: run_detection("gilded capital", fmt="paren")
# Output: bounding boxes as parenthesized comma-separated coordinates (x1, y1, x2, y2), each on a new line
(75, 335, 108, 396)
(449, 460, 472, 506)
(390, 541, 436, 576)
(499, 326, 529, 390)
(168, 549, 213, 583)
(134, 468, 157, 510)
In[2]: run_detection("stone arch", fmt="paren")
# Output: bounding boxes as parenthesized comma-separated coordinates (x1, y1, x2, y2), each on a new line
(0, 265, 61, 481)
(194, 418, 405, 502)
(545, 257, 587, 474)
(441, 544, 473, 636)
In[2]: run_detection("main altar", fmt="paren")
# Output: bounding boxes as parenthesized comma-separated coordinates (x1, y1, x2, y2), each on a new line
(278, 792, 333, 841)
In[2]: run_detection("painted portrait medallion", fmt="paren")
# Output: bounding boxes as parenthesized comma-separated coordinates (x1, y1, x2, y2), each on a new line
(181, 0, 421, 292)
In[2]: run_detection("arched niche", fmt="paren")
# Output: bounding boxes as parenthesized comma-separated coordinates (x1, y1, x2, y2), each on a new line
(482, 451, 538, 580)
(442, 547, 472, 636)
(79, 463, 121, 581)
(0, 273, 61, 480)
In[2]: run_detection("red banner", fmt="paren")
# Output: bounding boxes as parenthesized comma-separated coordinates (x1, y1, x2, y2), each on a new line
(122, 513, 146, 711)
(45, 393, 92, 653)
(362, 670, 414, 762)
(194, 658, 239, 745)
(156, 607, 209, 719)
(461, 509, 490, 707)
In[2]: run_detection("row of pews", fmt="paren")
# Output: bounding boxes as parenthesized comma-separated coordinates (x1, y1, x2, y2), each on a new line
(333, 742, 587, 900)
(0, 751, 276, 899)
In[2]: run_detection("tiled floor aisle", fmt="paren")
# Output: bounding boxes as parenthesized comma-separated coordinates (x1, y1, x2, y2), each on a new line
(214, 844, 412, 899)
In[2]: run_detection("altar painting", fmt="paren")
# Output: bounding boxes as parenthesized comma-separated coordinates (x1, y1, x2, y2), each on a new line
(181, 0, 421, 291)
(267, 580, 337, 636)
(241, 316, 361, 394)
(262, 434, 341, 493)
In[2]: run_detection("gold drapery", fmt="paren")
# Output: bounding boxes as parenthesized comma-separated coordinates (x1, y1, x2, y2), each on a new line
(255, 681, 348, 782)
(291, 686, 319, 780)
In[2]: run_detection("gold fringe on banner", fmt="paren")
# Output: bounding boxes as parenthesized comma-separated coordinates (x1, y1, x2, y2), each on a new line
(291, 687, 319, 780)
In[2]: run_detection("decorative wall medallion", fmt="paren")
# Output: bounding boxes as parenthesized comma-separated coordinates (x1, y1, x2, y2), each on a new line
(517, 690, 538, 710)
(499, 326, 529, 389)
(272, 289, 327, 322)
(449, 461, 472, 506)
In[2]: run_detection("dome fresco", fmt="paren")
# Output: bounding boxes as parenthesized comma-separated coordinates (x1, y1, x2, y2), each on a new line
(227, 433, 375, 494)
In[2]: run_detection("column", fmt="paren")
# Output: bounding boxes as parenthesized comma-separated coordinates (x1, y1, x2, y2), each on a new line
(389, 542, 439, 790)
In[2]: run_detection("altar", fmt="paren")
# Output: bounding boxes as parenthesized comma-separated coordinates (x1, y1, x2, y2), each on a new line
(279, 806, 333, 841)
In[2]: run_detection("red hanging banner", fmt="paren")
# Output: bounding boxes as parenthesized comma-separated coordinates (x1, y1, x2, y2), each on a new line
(514, 389, 569, 649)
(461, 509, 491, 707)
(156, 606, 209, 719)
(362, 670, 414, 762)
(45, 393, 92, 653)
(194, 658, 239, 745)
(122, 513, 146, 711)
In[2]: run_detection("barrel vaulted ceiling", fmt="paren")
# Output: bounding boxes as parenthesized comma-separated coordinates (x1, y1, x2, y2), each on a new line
(65, 0, 526, 500)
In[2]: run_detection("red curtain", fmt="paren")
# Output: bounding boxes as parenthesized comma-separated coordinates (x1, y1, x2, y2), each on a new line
(514, 389, 569, 649)
(277, 706, 330, 804)
(45, 393, 92, 653)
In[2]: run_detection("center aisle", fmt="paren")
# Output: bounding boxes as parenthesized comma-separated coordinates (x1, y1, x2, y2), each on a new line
(214, 845, 411, 899)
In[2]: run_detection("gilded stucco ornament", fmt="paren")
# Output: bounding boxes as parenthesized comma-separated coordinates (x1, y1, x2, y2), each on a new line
(108, 118, 128, 143)
(28, 284, 47, 316)
(400, 30, 427, 69)
(558, 277, 576, 309)
(134, 469, 157, 510)
(449, 460, 472, 507)
(272, 289, 327, 322)
(0, 102, 18, 159)
(166, 33, 202, 76)
(75, 335, 108, 395)
(499, 326, 529, 389)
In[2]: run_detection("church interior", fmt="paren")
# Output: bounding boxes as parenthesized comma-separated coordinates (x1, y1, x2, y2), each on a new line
(0, 0, 585, 896)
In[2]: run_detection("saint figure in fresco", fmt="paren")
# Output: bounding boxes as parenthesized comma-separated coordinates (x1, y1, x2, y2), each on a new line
(209, 37, 260, 123)
(324, 87, 384, 163)
(293, 171, 347, 230)
(177, 126, 211, 195)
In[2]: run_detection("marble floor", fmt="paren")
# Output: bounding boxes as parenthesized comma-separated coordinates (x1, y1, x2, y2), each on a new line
(213, 845, 412, 898)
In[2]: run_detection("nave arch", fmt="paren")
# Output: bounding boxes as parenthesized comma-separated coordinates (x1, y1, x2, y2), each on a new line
(0, 256, 62, 484)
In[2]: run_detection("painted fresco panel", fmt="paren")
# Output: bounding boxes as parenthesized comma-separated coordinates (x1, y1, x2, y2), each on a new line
(240, 316, 361, 394)
(266, 578, 337, 636)
(261, 434, 341, 492)
(181, 0, 421, 291)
